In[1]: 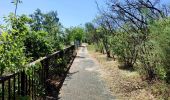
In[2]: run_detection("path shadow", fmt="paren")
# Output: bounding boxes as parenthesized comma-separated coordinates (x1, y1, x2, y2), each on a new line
(118, 65, 135, 72)
(44, 55, 77, 100)
(76, 55, 85, 59)
(68, 71, 79, 76)
(57, 71, 79, 100)
(64, 71, 79, 81)
(80, 45, 86, 47)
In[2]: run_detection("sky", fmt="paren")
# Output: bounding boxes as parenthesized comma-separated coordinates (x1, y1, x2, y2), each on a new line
(0, 0, 105, 28)
(0, 0, 170, 28)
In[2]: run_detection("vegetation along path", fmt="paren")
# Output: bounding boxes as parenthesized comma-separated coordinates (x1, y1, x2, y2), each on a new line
(58, 44, 115, 100)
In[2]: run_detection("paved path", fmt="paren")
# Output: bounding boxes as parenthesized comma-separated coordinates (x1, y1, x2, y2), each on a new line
(58, 45, 115, 100)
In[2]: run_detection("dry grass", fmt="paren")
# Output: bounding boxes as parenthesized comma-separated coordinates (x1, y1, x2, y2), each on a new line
(87, 45, 161, 100)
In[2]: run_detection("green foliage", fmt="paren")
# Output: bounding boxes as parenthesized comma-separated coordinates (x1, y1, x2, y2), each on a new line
(109, 25, 139, 69)
(65, 26, 85, 45)
(30, 9, 64, 51)
(64, 28, 74, 45)
(0, 32, 27, 75)
(24, 31, 52, 61)
(29, 9, 44, 31)
(84, 22, 96, 43)
(0, 14, 29, 75)
(148, 18, 170, 81)
(0, 9, 66, 75)
(86, 0, 170, 82)
(72, 27, 85, 41)
(88, 15, 170, 81)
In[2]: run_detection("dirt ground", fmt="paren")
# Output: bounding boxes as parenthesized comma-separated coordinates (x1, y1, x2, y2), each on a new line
(88, 49, 158, 100)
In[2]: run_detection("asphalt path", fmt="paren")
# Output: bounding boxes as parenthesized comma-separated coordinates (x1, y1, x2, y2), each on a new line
(58, 45, 115, 100)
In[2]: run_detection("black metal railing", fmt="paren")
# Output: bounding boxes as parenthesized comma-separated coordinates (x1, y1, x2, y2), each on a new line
(0, 45, 76, 100)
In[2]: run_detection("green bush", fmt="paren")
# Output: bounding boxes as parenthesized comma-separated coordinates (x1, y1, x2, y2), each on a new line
(148, 18, 170, 81)
(24, 31, 52, 61)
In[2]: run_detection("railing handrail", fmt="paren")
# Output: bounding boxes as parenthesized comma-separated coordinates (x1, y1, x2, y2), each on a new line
(29, 45, 74, 66)
(0, 73, 18, 83)
(0, 45, 75, 82)
(0, 44, 76, 100)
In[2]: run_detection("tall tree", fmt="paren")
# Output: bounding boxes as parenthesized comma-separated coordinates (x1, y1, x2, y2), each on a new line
(11, 0, 22, 16)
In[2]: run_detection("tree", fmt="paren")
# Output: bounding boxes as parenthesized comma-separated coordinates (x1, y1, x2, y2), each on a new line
(84, 22, 96, 44)
(88, 0, 169, 80)
(149, 18, 170, 81)
(30, 9, 44, 31)
(0, 13, 30, 75)
(64, 26, 85, 46)
(11, 0, 22, 15)
(107, 0, 166, 79)
(30, 9, 64, 51)
(43, 11, 64, 50)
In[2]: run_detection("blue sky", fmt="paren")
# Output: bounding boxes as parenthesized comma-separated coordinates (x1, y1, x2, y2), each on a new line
(0, 0, 170, 28)
(0, 0, 105, 27)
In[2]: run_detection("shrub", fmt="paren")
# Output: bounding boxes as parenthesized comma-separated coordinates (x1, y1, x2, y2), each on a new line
(24, 31, 52, 61)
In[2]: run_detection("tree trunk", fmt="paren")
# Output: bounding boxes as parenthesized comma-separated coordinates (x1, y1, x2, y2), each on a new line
(106, 50, 111, 58)
(102, 39, 111, 58)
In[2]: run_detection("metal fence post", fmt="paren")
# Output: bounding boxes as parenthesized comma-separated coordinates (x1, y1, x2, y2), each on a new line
(44, 58, 49, 96)
(21, 71, 26, 96)
(0, 45, 77, 99)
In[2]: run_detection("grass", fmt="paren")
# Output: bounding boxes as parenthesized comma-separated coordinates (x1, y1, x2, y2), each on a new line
(87, 44, 170, 100)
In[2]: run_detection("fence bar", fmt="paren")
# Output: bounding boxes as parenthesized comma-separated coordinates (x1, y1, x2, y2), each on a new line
(32, 68, 34, 99)
(13, 74, 16, 100)
(28, 75, 31, 95)
(2, 81, 4, 100)
(21, 71, 25, 96)
(18, 73, 20, 95)
(8, 79, 11, 100)
(0, 45, 76, 99)
(25, 75, 27, 95)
